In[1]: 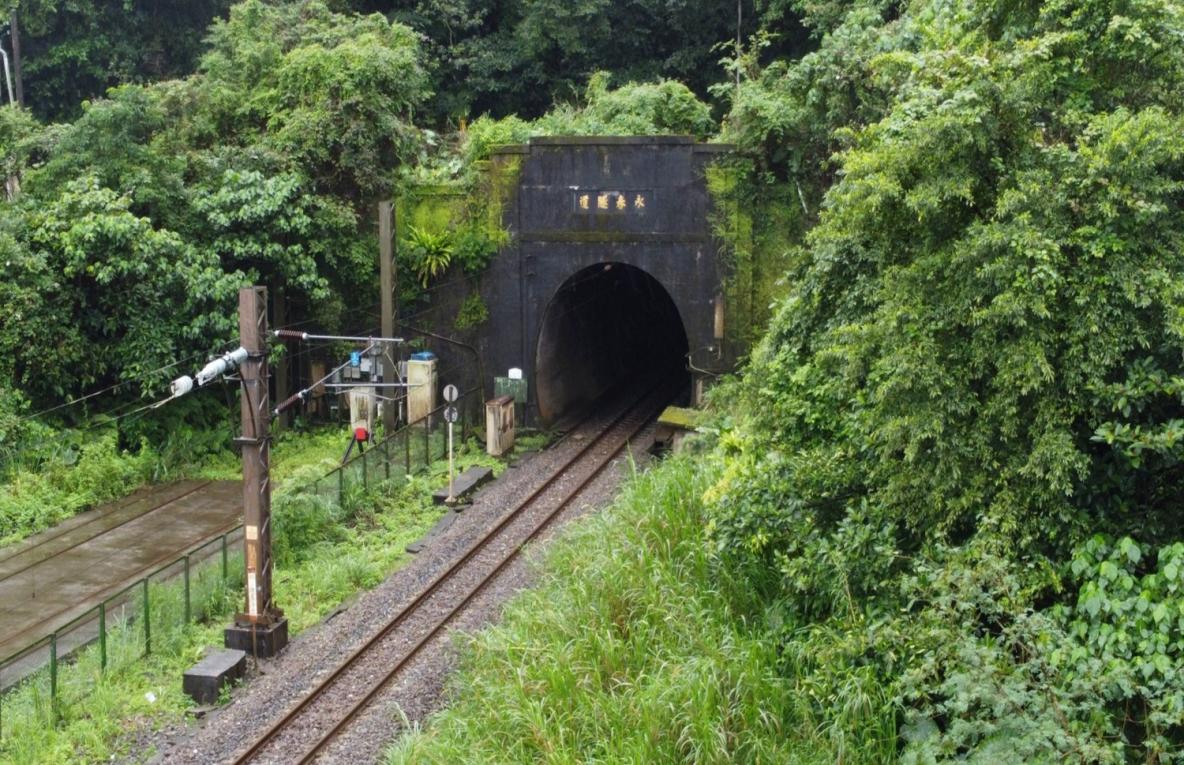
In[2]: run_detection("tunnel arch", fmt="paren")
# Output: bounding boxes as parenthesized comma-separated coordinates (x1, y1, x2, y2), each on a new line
(534, 262, 689, 424)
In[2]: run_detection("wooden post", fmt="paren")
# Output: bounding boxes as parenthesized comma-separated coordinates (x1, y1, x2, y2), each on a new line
(238, 287, 273, 623)
(379, 201, 398, 435)
(225, 287, 288, 656)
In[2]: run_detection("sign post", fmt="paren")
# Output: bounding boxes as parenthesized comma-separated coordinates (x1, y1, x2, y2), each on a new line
(442, 384, 459, 503)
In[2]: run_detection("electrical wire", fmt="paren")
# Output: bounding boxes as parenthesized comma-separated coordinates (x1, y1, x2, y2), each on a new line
(273, 342, 377, 417)
(16, 342, 237, 423)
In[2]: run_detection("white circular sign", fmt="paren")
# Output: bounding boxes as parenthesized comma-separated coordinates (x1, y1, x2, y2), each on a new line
(443, 384, 459, 403)
(443, 405, 459, 423)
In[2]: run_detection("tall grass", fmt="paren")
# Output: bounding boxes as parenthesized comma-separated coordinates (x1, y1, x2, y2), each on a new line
(0, 423, 359, 549)
(0, 550, 242, 764)
(388, 453, 830, 764)
(0, 432, 156, 546)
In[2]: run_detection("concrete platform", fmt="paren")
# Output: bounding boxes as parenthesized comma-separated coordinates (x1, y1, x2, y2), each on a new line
(0, 480, 242, 664)
(432, 466, 494, 505)
(224, 617, 288, 659)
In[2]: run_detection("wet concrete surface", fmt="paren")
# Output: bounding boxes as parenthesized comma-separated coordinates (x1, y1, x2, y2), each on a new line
(0, 480, 242, 662)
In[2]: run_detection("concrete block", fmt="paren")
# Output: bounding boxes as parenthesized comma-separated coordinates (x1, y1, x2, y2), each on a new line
(183, 648, 246, 705)
(224, 617, 288, 658)
(433, 466, 494, 505)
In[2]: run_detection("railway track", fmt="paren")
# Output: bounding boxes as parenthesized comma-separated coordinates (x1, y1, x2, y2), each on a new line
(0, 480, 216, 583)
(0, 480, 242, 667)
(230, 379, 677, 764)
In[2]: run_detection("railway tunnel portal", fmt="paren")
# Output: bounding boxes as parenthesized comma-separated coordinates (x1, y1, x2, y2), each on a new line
(478, 136, 735, 424)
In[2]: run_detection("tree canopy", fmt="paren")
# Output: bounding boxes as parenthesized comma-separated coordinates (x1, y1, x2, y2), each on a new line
(709, 0, 1184, 757)
(1, 0, 428, 407)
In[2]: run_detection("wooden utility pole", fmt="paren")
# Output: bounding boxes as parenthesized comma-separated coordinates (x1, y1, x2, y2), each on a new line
(10, 12, 22, 105)
(224, 286, 287, 657)
(379, 201, 398, 435)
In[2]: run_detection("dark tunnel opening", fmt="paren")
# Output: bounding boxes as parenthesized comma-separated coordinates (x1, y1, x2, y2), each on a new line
(535, 262, 689, 424)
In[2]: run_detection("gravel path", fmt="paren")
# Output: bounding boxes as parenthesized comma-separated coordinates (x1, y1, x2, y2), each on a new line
(143, 389, 662, 765)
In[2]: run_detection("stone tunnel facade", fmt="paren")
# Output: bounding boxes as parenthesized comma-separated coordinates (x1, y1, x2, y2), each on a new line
(477, 136, 734, 424)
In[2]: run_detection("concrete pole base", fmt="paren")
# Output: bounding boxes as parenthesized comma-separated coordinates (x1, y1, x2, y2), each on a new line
(224, 617, 289, 658)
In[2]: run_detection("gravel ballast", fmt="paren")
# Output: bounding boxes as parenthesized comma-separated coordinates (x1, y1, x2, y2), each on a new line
(144, 389, 664, 765)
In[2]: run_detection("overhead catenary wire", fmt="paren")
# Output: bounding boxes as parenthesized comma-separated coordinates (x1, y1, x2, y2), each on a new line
(16, 341, 238, 423)
(275, 328, 381, 369)
(23, 277, 453, 433)
(274, 331, 405, 344)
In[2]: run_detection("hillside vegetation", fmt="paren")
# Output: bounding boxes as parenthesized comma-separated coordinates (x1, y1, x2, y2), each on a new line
(1, 0, 1183, 761)
(396, 0, 1184, 762)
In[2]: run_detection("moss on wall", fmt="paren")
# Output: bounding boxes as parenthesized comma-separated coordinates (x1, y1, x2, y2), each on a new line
(396, 154, 518, 288)
(395, 186, 466, 241)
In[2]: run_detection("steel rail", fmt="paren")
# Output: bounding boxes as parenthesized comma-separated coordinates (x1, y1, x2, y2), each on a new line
(232, 377, 676, 765)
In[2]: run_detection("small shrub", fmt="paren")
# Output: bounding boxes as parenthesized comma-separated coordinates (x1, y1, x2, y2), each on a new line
(271, 492, 344, 565)
(450, 225, 503, 274)
(453, 292, 488, 332)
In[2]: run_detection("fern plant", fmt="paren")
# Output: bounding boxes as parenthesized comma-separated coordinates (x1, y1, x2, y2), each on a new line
(404, 225, 453, 287)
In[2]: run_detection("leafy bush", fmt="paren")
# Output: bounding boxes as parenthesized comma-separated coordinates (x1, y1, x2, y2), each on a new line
(887, 536, 1184, 761)
(0, 387, 54, 473)
(450, 224, 504, 274)
(535, 72, 715, 138)
(453, 292, 489, 332)
(460, 71, 716, 165)
(463, 115, 534, 164)
(0, 430, 156, 544)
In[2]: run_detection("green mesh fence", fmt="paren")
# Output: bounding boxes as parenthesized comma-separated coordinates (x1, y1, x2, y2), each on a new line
(0, 388, 479, 740)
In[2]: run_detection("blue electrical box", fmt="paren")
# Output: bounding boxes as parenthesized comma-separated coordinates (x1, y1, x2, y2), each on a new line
(410, 351, 437, 361)
(350, 351, 362, 367)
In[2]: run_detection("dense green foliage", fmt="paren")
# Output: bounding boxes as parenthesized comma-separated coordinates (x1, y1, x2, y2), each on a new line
(3, 0, 234, 122)
(6, 0, 812, 125)
(722, 0, 1184, 555)
(350, 0, 807, 123)
(0, 1, 427, 415)
(455, 72, 716, 166)
(708, 0, 1184, 758)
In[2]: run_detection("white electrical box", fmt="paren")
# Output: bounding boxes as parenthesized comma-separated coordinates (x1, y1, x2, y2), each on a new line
(486, 395, 515, 456)
(407, 358, 437, 425)
(349, 387, 376, 437)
